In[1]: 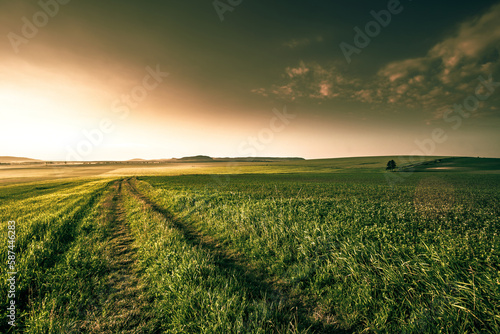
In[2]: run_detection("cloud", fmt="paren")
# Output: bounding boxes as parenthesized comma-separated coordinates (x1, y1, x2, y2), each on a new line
(254, 3, 500, 118)
(285, 61, 310, 77)
(373, 3, 500, 113)
(253, 61, 362, 101)
(430, 4, 500, 63)
(377, 58, 430, 82)
(319, 82, 331, 97)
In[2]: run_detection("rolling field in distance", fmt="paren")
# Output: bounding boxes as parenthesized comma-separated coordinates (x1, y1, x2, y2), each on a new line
(0, 155, 460, 186)
(1, 156, 499, 333)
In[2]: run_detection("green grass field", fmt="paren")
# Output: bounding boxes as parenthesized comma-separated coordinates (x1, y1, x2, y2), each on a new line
(1, 157, 499, 333)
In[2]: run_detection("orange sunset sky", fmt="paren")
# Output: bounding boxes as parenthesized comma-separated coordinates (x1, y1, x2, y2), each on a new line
(1, 0, 500, 161)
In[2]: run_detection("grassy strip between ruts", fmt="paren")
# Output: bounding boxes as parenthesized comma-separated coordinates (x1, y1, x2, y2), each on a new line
(122, 178, 315, 333)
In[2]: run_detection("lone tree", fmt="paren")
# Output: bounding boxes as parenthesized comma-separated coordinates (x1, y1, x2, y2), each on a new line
(386, 159, 397, 171)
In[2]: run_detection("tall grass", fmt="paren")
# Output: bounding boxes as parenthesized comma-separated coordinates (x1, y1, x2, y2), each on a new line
(1, 172, 498, 332)
(121, 181, 305, 333)
(0, 179, 112, 332)
(137, 173, 500, 332)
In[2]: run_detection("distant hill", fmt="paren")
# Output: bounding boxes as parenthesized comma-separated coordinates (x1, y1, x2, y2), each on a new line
(403, 157, 500, 172)
(177, 155, 214, 162)
(174, 156, 305, 163)
(214, 157, 305, 162)
(118, 156, 307, 164)
(0, 156, 43, 163)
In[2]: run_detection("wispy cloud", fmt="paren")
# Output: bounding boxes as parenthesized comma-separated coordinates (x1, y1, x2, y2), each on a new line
(253, 61, 360, 101)
(255, 3, 500, 118)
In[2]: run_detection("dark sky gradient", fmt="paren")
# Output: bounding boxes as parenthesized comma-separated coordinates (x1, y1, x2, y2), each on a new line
(1, 0, 499, 160)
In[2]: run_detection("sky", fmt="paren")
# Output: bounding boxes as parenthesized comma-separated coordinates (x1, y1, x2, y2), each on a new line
(1, 0, 499, 161)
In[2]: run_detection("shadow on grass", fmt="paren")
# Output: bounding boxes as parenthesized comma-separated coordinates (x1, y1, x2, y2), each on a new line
(0, 182, 111, 333)
(125, 178, 351, 334)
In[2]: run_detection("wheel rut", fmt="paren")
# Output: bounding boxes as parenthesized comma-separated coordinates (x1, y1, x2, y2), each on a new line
(124, 177, 346, 333)
(83, 180, 154, 334)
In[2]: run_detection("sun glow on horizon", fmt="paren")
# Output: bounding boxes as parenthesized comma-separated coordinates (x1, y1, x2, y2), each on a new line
(1, 0, 500, 160)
